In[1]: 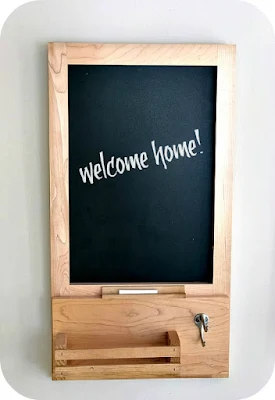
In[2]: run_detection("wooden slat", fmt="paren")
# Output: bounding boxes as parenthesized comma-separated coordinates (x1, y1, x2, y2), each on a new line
(55, 345, 180, 361)
(167, 331, 181, 364)
(48, 43, 70, 298)
(65, 43, 219, 66)
(53, 363, 181, 380)
(102, 294, 186, 300)
(55, 333, 67, 367)
(102, 285, 186, 299)
(212, 44, 235, 296)
(102, 285, 186, 294)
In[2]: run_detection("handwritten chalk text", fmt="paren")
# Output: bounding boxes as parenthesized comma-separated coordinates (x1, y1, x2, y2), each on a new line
(79, 129, 202, 184)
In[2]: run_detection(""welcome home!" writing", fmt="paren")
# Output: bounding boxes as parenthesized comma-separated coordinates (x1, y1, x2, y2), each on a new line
(79, 129, 203, 185)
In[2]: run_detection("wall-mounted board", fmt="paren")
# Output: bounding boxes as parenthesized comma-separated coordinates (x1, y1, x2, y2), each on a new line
(49, 43, 235, 380)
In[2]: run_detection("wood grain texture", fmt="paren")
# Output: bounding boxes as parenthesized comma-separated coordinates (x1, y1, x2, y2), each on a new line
(54, 333, 67, 367)
(55, 345, 180, 361)
(167, 331, 181, 363)
(48, 43, 70, 297)
(213, 44, 236, 296)
(52, 296, 230, 379)
(102, 294, 186, 300)
(66, 43, 219, 66)
(102, 285, 186, 299)
(54, 364, 181, 380)
(49, 43, 235, 298)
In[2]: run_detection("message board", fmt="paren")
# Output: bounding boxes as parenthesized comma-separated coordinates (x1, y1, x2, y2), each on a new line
(49, 44, 235, 380)
(68, 65, 217, 284)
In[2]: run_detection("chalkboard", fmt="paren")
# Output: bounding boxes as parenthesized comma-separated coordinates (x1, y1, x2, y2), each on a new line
(68, 65, 217, 284)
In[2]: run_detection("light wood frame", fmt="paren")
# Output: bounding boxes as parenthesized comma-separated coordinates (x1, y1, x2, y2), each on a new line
(49, 43, 235, 298)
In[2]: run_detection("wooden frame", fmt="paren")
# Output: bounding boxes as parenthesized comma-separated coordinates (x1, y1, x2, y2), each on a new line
(49, 43, 235, 298)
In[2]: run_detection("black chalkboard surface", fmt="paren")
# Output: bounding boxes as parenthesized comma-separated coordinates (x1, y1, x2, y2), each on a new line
(68, 65, 217, 284)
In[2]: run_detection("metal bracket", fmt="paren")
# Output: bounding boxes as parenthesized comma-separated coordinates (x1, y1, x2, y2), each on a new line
(194, 313, 209, 347)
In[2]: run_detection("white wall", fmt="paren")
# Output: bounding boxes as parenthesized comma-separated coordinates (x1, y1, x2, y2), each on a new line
(1, 0, 275, 399)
